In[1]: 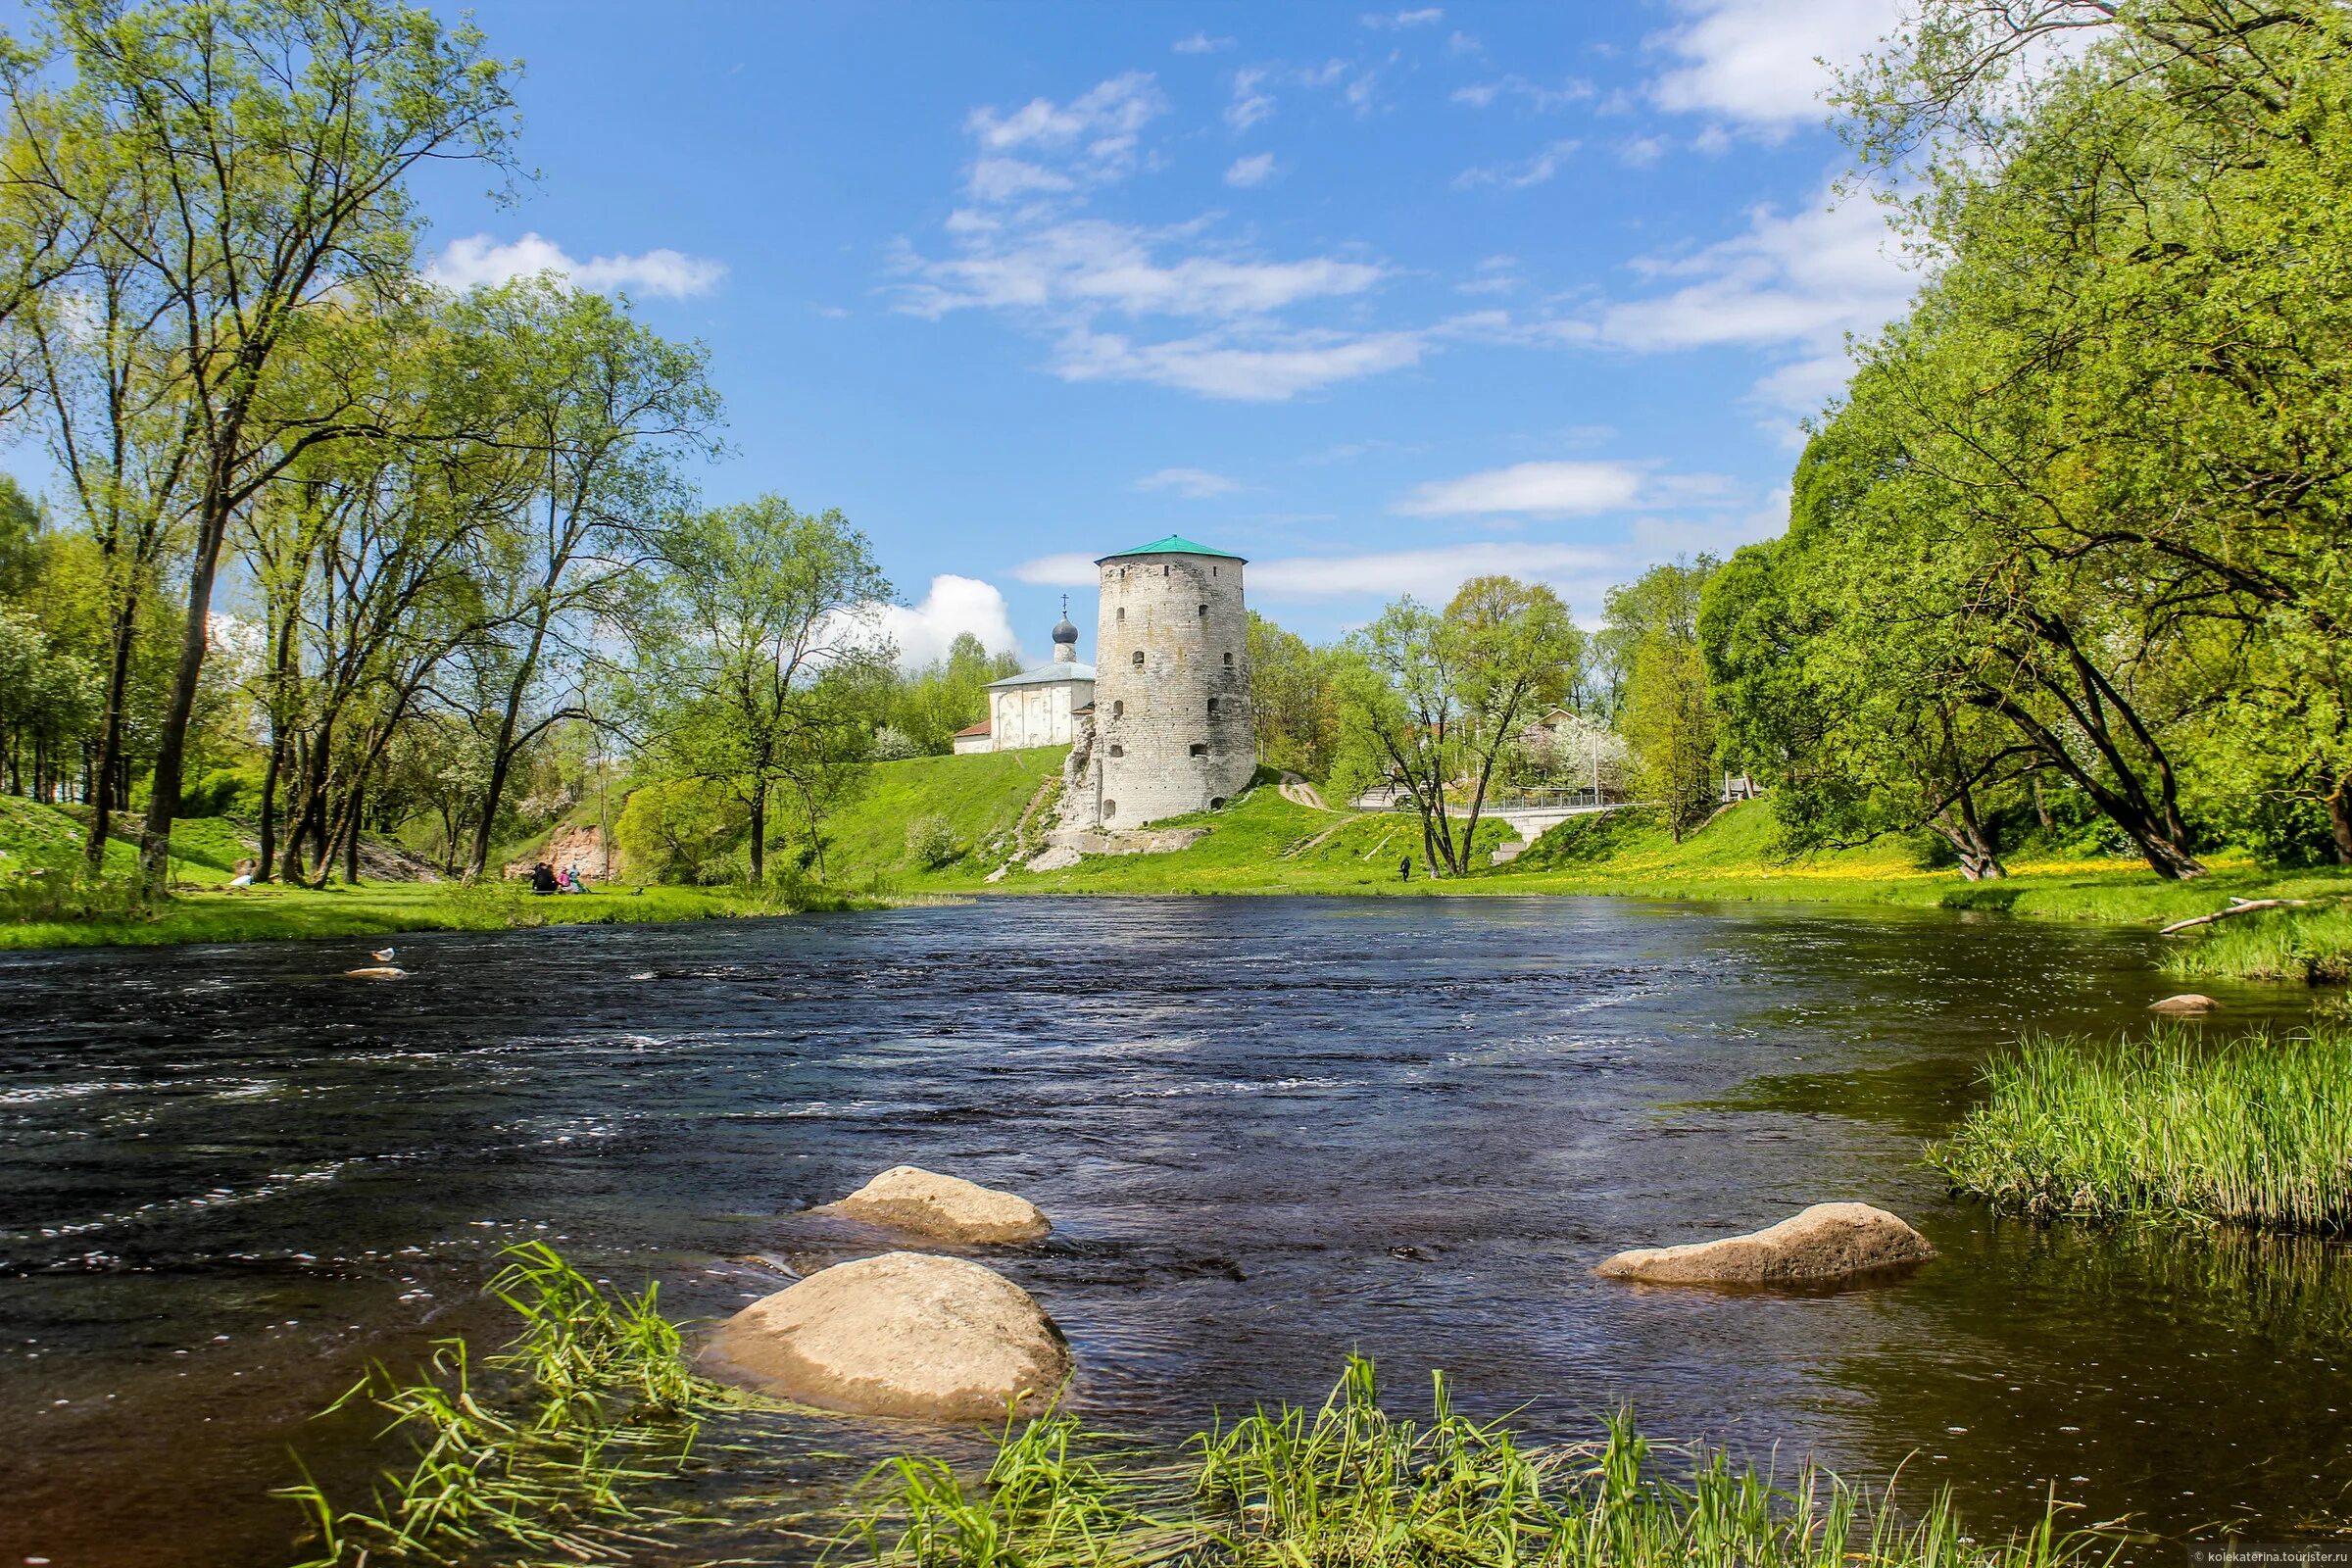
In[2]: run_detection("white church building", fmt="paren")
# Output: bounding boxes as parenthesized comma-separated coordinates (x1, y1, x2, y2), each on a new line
(951, 604, 1096, 755)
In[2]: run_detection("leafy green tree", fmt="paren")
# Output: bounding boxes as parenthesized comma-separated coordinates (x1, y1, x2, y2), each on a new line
(1247, 611, 1339, 780)
(623, 498, 892, 886)
(1604, 560, 1718, 841)
(1334, 576, 1581, 876)
(1, 0, 522, 889)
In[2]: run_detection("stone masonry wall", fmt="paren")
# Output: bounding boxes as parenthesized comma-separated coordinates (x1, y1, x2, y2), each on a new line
(1088, 552, 1254, 827)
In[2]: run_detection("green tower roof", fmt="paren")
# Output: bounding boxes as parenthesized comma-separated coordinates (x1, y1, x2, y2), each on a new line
(1095, 534, 1248, 565)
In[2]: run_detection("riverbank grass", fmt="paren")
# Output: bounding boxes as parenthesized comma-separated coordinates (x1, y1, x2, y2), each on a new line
(851, 1356, 2097, 1568)
(0, 875, 862, 951)
(282, 1243, 712, 1567)
(1930, 1025, 2352, 1231)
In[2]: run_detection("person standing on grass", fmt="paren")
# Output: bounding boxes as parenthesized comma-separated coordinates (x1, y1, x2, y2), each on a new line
(1399, 856, 1412, 882)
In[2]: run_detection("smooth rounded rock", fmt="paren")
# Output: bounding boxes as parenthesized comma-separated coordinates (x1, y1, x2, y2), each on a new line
(704, 1251, 1070, 1419)
(1595, 1201, 1936, 1286)
(818, 1165, 1051, 1244)
(2149, 993, 2221, 1014)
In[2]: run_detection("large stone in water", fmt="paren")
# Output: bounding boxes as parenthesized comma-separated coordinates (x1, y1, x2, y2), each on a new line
(2149, 993, 2221, 1014)
(1595, 1201, 1935, 1286)
(705, 1251, 1069, 1419)
(818, 1165, 1051, 1244)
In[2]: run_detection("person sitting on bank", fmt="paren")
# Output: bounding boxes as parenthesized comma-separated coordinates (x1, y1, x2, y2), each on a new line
(530, 861, 559, 896)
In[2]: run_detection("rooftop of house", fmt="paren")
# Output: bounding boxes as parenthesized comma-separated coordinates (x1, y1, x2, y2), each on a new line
(986, 662, 1098, 689)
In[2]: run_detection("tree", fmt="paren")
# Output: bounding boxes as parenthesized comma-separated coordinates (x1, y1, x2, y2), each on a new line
(1334, 576, 1582, 877)
(1247, 611, 1338, 779)
(624, 498, 891, 886)
(2, 0, 521, 889)
(448, 277, 719, 879)
(1604, 560, 1718, 841)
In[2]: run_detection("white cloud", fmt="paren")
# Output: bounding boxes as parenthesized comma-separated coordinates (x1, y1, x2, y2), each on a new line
(1056, 325, 1426, 401)
(1227, 67, 1276, 131)
(967, 157, 1074, 202)
(1395, 461, 1649, 518)
(1596, 192, 1918, 413)
(1454, 139, 1579, 190)
(1361, 8, 1444, 27)
(1647, 0, 1895, 131)
(427, 232, 726, 299)
(864, 575, 1025, 669)
(1137, 466, 1245, 498)
(1225, 152, 1278, 187)
(967, 71, 1165, 155)
(1251, 542, 1610, 600)
(1013, 553, 1100, 587)
(899, 219, 1383, 320)
(1617, 135, 1669, 168)
(1174, 32, 1233, 53)
(1451, 74, 1593, 111)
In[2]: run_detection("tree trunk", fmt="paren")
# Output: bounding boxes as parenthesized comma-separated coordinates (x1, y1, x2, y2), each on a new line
(342, 773, 363, 884)
(748, 779, 767, 885)
(256, 732, 282, 884)
(2329, 771, 2352, 866)
(138, 498, 234, 893)
(81, 585, 142, 878)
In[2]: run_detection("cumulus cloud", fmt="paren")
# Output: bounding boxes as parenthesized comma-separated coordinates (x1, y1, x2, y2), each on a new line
(1226, 67, 1277, 131)
(1646, 0, 1894, 131)
(1137, 466, 1245, 498)
(1225, 152, 1278, 187)
(1596, 189, 1919, 413)
(863, 575, 1025, 670)
(1251, 542, 1610, 600)
(427, 232, 726, 299)
(1174, 31, 1233, 53)
(1394, 461, 1650, 518)
(1454, 139, 1579, 190)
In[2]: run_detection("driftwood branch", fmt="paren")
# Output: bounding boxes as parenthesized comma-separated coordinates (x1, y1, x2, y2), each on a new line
(2159, 896, 2326, 936)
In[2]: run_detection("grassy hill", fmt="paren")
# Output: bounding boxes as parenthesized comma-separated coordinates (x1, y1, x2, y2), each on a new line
(0, 795, 248, 886)
(823, 747, 1070, 887)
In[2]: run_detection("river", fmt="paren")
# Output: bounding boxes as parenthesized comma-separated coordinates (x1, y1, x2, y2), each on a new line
(1, 896, 2344, 1565)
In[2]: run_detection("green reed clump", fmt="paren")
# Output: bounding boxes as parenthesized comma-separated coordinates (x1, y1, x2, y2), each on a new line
(2159, 906, 2352, 984)
(281, 1243, 718, 1566)
(843, 1356, 2102, 1568)
(1929, 1024, 2352, 1231)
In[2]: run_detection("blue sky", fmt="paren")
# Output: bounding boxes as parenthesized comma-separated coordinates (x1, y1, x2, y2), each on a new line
(416, 1, 1913, 665)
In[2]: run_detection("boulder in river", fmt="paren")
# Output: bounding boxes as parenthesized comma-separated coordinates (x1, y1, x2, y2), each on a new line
(344, 965, 407, 979)
(1595, 1201, 1935, 1286)
(2148, 993, 2221, 1014)
(817, 1165, 1051, 1244)
(704, 1250, 1069, 1419)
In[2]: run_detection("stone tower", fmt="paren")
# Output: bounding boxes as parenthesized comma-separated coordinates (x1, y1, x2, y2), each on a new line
(1086, 535, 1253, 828)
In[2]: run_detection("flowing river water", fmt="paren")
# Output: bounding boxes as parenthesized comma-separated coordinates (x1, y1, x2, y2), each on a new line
(1, 896, 2346, 1566)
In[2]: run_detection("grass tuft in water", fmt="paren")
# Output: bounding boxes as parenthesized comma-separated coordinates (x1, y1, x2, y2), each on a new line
(842, 1355, 2106, 1568)
(2158, 906, 2352, 985)
(279, 1242, 720, 1566)
(1929, 1025, 2352, 1231)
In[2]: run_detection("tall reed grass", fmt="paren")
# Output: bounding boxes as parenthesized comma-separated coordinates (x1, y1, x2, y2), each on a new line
(1929, 1025, 2352, 1230)
(845, 1356, 2105, 1568)
(280, 1242, 716, 1566)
